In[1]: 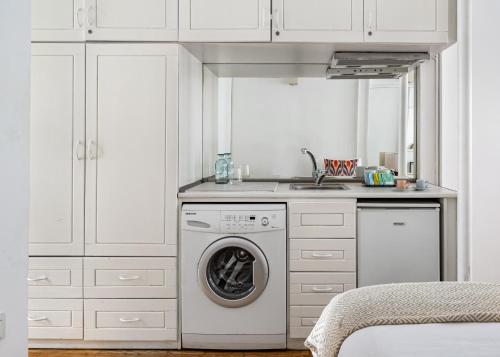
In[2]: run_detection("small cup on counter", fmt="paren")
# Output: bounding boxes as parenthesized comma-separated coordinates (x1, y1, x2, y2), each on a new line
(416, 179, 429, 190)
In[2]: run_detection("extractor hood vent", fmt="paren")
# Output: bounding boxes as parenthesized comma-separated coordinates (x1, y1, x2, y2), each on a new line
(326, 52, 429, 80)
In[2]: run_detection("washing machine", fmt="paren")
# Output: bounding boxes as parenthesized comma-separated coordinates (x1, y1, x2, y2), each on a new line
(181, 203, 287, 349)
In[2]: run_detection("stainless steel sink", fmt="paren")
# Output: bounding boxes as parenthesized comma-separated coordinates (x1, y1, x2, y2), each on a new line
(290, 183, 350, 190)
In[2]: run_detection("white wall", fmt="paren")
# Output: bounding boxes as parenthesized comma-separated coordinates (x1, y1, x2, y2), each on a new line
(0, 0, 30, 355)
(366, 80, 402, 169)
(202, 67, 219, 177)
(469, 0, 500, 282)
(230, 78, 359, 178)
(440, 44, 459, 191)
(178, 47, 203, 187)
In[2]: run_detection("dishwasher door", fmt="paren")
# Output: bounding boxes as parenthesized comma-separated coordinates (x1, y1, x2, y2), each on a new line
(357, 203, 440, 287)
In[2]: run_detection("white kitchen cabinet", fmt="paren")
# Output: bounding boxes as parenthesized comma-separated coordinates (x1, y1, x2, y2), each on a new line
(28, 299, 83, 340)
(84, 299, 177, 341)
(32, 0, 86, 41)
(290, 239, 356, 272)
(290, 306, 324, 339)
(364, 0, 451, 43)
(85, 44, 178, 257)
(272, 0, 364, 42)
(84, 257, 177, 298)
(29, 258, 83, 299)
(30, 44, 85, 256)
(85, 0, 178, 41)
(289, 201, 356, 238)
(288, 200, 357, 341)
(179, 0, 271, 42)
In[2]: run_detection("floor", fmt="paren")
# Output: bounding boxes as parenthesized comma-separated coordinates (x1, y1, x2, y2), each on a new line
(29, 350, 312, 357)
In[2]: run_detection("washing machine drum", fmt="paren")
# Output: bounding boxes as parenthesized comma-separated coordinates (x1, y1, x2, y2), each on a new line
(198, 237, 269, 308)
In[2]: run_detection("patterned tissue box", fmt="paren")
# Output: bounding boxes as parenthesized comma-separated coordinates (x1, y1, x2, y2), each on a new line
(324, 159, 359, 177)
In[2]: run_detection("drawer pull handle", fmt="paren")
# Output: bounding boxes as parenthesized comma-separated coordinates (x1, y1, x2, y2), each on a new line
(118, 275, 141, 281)
(28, 316, 49, 322)
(119, 317, 141, 323)
(28, 276, 48, 282)
(393, 222, 406, 226)
(312, 286, 334, 292)
(312, 253, 333, 258)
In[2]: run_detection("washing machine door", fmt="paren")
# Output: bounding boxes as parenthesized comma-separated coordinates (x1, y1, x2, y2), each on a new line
(198, 236, 269, 308)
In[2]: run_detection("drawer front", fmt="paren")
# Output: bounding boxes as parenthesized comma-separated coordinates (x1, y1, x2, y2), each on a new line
(289, 201, 356, 238)
(290, 306, 324, 339)
(84, 299, 177, 341)
(290, 272, 356, 306)
(84, 258, 176, 298)
(28, 258, 83, 298)
(290, 239, 356, 272)
(28, 299, 83, 340)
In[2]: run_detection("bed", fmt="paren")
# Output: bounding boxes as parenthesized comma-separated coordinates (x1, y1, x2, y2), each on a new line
(306, 282, 500, 357)
(337, 323, 500, 357)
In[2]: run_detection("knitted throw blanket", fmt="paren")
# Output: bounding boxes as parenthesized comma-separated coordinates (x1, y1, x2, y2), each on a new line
(305, 282, 500, 357)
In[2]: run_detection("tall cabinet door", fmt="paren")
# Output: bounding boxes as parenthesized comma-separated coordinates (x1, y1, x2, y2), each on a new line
(32, 0, 86, 41)
(364, 0, 450, 43)
(30, 44, 85, 256)
(85, 44, 178, 257)
(85, 0, 178, 41)
(179, 0, 271, 42)
(272, 0, 363, 42)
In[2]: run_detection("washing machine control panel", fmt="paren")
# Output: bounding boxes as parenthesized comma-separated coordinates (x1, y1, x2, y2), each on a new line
(221, 211, 285, 233)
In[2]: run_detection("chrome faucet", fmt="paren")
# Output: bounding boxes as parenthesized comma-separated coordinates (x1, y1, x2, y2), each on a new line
(300, 148, 326, 185)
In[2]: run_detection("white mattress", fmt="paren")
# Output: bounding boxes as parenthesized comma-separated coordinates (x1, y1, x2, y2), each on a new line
(334, 323, 500, 357)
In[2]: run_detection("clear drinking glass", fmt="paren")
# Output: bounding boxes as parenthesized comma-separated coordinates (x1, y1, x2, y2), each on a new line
(242, 164, 251, 179)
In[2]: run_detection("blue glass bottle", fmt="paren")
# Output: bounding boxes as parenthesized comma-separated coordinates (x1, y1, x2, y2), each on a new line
(224, 153, 234, 182)
(215, 154, 229, 184)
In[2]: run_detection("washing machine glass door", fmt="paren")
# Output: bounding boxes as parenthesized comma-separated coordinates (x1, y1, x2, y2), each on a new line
(198, 237, 269, 308)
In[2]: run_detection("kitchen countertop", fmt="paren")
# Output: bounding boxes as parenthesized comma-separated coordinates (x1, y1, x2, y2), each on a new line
(178, 182, 457, 200)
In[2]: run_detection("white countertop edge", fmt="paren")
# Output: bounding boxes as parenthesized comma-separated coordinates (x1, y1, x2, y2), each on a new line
(178, 183, 458, 199)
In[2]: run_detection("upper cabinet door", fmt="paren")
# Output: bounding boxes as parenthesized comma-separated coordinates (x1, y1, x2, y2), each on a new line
(30, 44, 85, 256)
(272, 0, 363, 42)
(364, 0, 451, 43)
(85, 0, 178, 41)
(32, 0, 86, 41)
(85, 44, 178, 257)
(179, 0, 272, 42)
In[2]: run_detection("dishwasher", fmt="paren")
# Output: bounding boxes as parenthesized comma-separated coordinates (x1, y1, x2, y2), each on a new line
(357, 201, 440, 287)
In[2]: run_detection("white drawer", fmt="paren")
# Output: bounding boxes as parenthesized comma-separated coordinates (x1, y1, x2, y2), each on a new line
(290, 306, 324, 339)
(28, 299, 83, 340)
(84, 299, 177, 341)
(290, 239, 356, 272)
(289, 201, 356, 239)
(28, 258, 83, 298)
(84, 258, 176, 298)
(290, 272, 356, 306)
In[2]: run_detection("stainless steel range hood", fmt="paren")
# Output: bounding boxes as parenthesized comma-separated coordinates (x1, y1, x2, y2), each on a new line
(326, 52, 429, 80)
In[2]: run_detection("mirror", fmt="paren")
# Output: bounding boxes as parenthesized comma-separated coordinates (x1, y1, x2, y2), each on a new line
(202, 65, 416, 180)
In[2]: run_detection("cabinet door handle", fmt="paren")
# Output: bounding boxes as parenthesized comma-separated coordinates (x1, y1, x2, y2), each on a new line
(76, 7, 85, 28)
(28, 316, 49, 322)
(87, 6, 96, 26)
(262, 6, 271, 29)
(273, 8, 281, 31)
(119, 317, 141, 323)
(87, 140, 97, 160)
(118, 275, 140, 281)
(28, 276, 49, 282)
(312, 253, 333, 258)
(75, 140, 85, 160)
(393, 222, 406, 226)
(312, 286, 334, 292)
